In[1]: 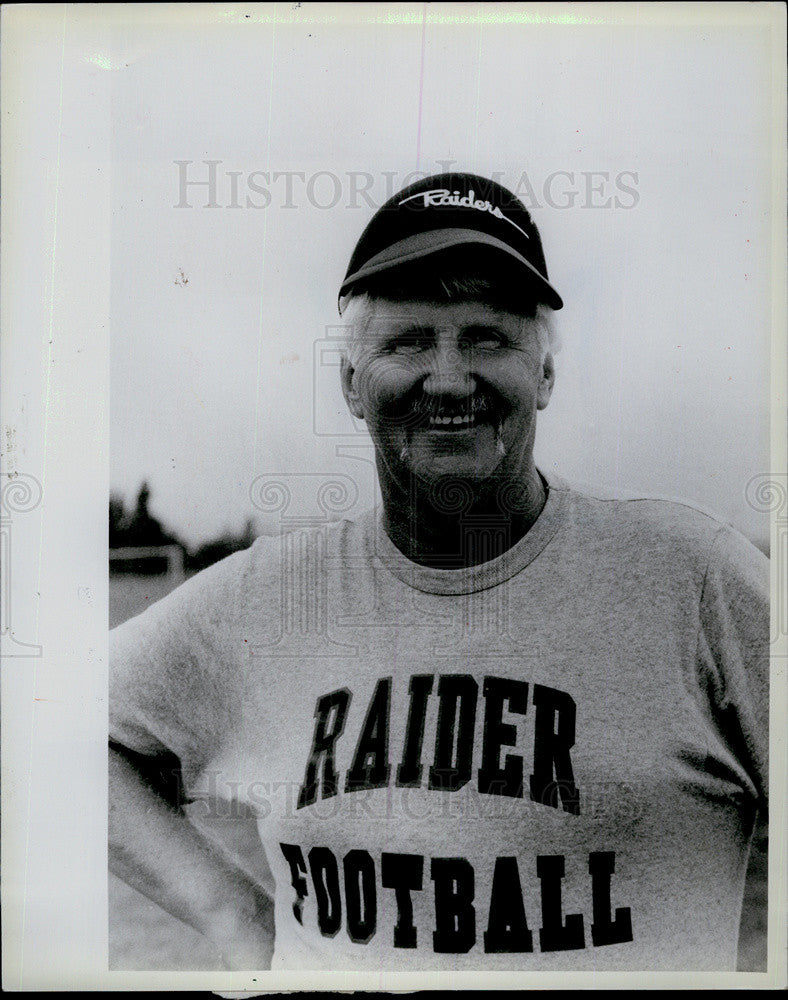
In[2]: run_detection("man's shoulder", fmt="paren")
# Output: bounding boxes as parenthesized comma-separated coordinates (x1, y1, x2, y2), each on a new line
(245, 510, 377, 568)
(115, 513, 377, 627)
(552, 474, 760, 566)
(194, 513, 375, 593)
(110, 543, 256, 638)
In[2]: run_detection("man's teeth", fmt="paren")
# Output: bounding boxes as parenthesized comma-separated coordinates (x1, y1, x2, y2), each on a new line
(426, 400, 490, 427)
(428, 413, 475, 426)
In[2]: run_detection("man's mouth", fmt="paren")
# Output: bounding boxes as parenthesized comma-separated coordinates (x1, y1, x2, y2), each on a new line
(397, 397, 507, 461)
(423, 397, 492, 429)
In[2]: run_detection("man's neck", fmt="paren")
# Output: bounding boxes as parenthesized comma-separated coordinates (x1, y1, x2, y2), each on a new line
(380, 465, 547, 569)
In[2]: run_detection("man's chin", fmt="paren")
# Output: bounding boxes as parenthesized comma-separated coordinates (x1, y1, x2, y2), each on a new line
(402, 423, 502, 476)
(406, 451, 506, 491)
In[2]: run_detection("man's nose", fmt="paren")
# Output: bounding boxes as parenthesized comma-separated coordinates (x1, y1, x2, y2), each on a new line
(422, 337, 476, 396)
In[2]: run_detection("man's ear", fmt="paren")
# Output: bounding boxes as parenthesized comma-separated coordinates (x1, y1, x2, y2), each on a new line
(537, 351, 555, 410)
(340, 355, 364, 419)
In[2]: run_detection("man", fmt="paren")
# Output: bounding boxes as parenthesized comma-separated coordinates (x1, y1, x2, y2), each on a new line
(110, 172, 768, 972)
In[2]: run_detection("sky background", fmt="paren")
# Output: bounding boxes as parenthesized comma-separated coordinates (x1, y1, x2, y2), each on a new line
(109, 5, 775, 550)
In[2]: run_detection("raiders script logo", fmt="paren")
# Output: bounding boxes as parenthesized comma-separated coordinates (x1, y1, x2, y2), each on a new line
(399, 188, 532, 240)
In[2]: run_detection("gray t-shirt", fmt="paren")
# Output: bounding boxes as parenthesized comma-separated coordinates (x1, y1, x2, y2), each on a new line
(110, 474, 769, 970)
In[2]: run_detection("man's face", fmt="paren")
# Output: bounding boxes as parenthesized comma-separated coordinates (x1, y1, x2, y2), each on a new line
(341, 299, 555, 492)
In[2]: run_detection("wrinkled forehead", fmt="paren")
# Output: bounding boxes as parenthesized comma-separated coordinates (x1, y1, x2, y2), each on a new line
(355, 298, 528, 334)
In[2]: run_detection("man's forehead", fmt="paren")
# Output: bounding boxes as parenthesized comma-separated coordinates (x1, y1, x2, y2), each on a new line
(363, 299, 524, 330)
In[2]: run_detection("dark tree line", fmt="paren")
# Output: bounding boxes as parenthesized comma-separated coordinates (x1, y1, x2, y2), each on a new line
(110, 482, 255, 573)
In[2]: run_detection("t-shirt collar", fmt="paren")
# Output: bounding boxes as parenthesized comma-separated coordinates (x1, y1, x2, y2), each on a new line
(371, 469, 569, 595)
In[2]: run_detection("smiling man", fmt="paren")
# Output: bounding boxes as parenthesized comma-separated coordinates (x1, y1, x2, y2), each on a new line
(339, 292, 555, 567)
(109, 173, 768, 973)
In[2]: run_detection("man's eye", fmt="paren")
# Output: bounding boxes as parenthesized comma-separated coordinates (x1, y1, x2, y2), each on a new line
(390, 335, 428, 355)
(462, 327, 506, 349)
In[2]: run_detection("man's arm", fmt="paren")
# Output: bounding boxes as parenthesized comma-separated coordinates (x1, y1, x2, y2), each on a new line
(109, 745, 275, 970)
(697, 524, 770, 808)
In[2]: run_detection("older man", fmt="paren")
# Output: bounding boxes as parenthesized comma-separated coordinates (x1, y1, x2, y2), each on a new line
(109, 173, 768, 972)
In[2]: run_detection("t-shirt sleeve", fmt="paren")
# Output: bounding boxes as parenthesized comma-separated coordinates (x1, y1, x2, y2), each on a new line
(696, 524, 770, 808)
(109, 549, 251, 784)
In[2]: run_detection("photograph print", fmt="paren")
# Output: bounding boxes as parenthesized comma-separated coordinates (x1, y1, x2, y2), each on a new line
(102, 3, 781, 981)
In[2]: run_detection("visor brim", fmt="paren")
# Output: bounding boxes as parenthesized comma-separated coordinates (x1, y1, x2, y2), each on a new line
(338, 228, 563, 310)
